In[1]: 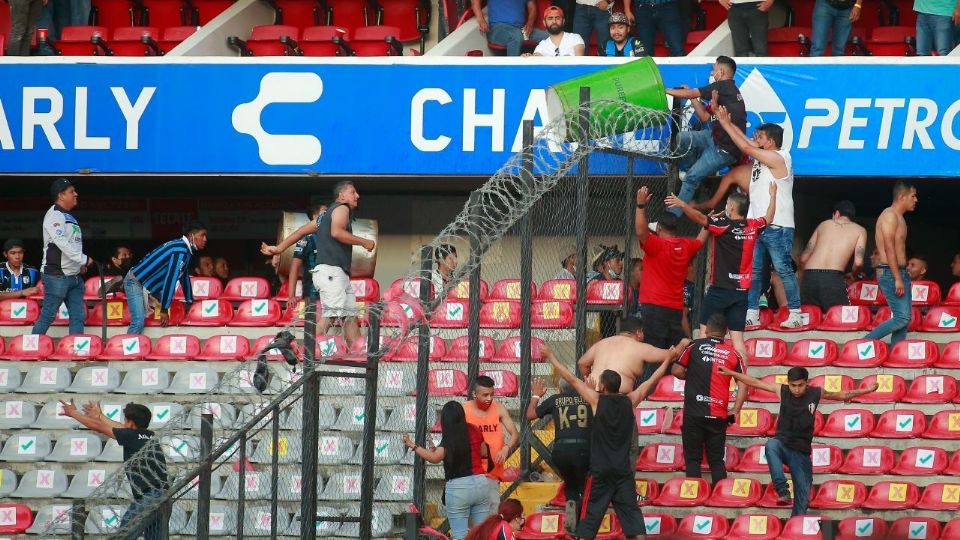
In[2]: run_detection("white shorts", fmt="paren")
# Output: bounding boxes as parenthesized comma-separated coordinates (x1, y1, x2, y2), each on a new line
(310, 264, 356, 318)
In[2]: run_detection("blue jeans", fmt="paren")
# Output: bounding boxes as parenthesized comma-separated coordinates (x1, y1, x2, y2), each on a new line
(748, 226, 801, 311)
(766, 438, 812, 517)
(916, 12, 954, 56)
(633, 0, 685, 56)
(33, 273, 85, 335)
(810, 0, 852, 56)
(865, 266, 912, 345)
(445, 474, 491, 540)
(121, 488, 164, 540)
(572, 4, 609, 50)
(487, 23, 548, 56)
(124, 273, 149, 335)
(670, 129, 736, 215)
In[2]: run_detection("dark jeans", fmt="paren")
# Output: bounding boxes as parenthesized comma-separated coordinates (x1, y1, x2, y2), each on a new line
(811, 0, 853, 56)
(766, 438, 813, 516)
(865, 266, 912, 345)
(800, 269, 849, 311)
(682, 415, 728, 483)
(639, 303, 685, 383)
(121, 488, 165, 540)
(8, 0, 45, 55)
(572, 4, 610, 50)
(727, 1, 768, 56)
(33, 273, 86, 335)
(633, 0, 685, 56)
(553, 440, 591, 507)
(577, 472, 646, 538)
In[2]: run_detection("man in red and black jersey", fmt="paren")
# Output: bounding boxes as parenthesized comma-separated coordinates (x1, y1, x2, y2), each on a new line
(667, 182, 777, 363)
(671, 313, 747, 483)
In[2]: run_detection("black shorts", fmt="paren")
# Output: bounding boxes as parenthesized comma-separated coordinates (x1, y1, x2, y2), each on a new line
(700, 287, 748, 331)
(577, 472, 645, 538)
(639, 304, 686, 384)
(801, 269, 849, 311)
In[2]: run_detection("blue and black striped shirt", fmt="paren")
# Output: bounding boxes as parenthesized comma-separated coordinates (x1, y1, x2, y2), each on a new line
(130, 237, 194, 309)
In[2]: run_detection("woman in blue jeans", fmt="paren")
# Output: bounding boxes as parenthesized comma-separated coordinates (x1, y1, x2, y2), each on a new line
(405, 401, 492, 540)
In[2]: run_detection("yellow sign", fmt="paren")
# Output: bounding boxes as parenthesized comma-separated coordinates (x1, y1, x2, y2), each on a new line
(775, 375, 788, 384)
(824, 375, 842, 392)
(836, 483, 855, 503)
(732, 479, 752, 498)
(456, 281, 470, 298)
(739, 410, 757, 428)
(107, 301, 124, 320)
(542, 302, 560, 319)
(598, 514, 611, 533)
(269, 438, 289, 457)
(636, 480, 648, 497)
(493, 302, 511, 321)
(506, 282, 521, 299)
(748, 516, 768, 535)
(540, 515, 559, 533)
(949, 413, 960, 432)
(888, 483, 907, 502)
(554, 283, 572, 300)
(877, 374, 893, 392)
(680, 479, 700, 499)
(941, 485, 960, 504)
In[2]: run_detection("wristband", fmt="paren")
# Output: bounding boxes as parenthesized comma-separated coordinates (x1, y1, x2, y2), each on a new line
(854, 3, 861, 6)
(636, 204, 646, 209)
(531, 395, 542, 401)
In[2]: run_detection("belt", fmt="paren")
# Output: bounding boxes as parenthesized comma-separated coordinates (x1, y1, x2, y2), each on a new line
(805, 269, 844, 274)
(554, 438, 590, 445)
(877, 264, 906, 269)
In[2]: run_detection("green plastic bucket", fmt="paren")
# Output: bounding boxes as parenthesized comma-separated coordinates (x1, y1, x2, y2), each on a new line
(545, 57, 669, 142)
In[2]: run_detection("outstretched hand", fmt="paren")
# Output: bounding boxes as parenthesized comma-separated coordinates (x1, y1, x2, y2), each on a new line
(59, 399, 78, 418)
(532, 377, 547, 397)
(714, 105, 731, 124)
(260, 242, 280, 256)
(717, 365, 734, 376)
(664, 193, 684, 209)
(636, 186, 653, 206)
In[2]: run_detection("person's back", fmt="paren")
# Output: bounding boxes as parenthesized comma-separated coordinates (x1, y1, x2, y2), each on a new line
(589, 393, 634, 476)
(314, 202, 353, 275)
(804, 219, 865, 271)
(114, 426, 169, 499)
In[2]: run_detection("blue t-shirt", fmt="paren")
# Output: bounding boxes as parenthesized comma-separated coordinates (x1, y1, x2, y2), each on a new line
(488, 0, 531, 27)
(293, 235, 317, 296)
(0, 265, 40, 292)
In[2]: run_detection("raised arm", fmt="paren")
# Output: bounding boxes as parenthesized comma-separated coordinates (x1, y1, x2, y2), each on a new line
(645, 338, 691, 365)
(330, 206, 375, 251)
(693, 165, 750, 212)
(545, 344, 599, 409)
(402, 433, 445, 464)
(824, 383, 879, 402)
(665, 194, 708, 227)
(715, 105, 786, 176)
(526, 378, 547, 421)
(717, 366, 781, 395)
(630, 344, 682, 406)
(261, 220, 318, 256)
(60, 400, 121, 439)
(634, 187, 653, 245)
(665, 85, 702, 100)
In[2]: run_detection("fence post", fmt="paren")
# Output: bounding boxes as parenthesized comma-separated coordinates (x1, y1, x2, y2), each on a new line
(299, 297, 320, 540)
(413, 245, 434, 511)
(270, 406, 280, 540)
(237, 430, 247, 540)
(70, 500, 85, 540)
(518, 119, 535, 472)
(359, 307, 382, 540)
(466, 192, 483, 385)
(196, 413, 214, 540)
(622, 156, 636, 320)
(574, 86, 591, 358)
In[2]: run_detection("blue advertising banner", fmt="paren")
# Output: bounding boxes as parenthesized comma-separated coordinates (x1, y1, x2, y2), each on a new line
(0, 57, 958, 176)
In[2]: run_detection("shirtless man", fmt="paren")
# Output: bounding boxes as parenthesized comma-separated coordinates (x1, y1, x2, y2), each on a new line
(864, 181, 918, 346)
(578, 317, 690, 393)
(798, 200, 867, 311)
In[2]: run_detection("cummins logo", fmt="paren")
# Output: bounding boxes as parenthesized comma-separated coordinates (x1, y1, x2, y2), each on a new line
(232, 72, 323, 165)
(739, 68, 793, 151)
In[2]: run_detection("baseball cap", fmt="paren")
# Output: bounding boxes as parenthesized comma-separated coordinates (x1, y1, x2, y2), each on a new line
(543, 5, 563, 17)
(608, 12, 629, 26)
(3, 238, 24, 252)
(50, 178, 73, 198)
(559, 244, 576, 263)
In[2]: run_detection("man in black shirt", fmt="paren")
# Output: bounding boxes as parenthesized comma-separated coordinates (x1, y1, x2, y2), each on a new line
(718, 366, 877, 516)
(526, 373, 593, 527)
(546, 342, 680, 539)
(665, 56, 747, 215)
(61, 400, 169, 539)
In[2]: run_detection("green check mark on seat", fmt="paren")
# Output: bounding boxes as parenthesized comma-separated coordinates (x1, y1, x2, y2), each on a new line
(944, 317, 957, 326)
(860, 344, 873, 357)
(12, 306, 25, 317)
(449, 305, 462, 317)
(106, 409, 119, 419)
(157, 409, 170, 420)
(847, 417, 861, 428)
(642, 412, 656, 424)
(105, 515, 118, 525)
(204, 303, 217, 314)
(899, 418, 913, 429)
(76, 341, 89, 351)
(646, 521, 660, 532)
(354, 412, 365, 422)
(175, 440, 188, 453)
(912, 526, 926, 537)
(125, 341, 138, 352)
(918, 454, 933, 464)
(375, 442, 389, 454)
(695, 520, 710, 531)
(858, 523, 872, 534)
(810, 345, 824, 355)
(20, 440, 34, 451)
(253, 302, 266, 314)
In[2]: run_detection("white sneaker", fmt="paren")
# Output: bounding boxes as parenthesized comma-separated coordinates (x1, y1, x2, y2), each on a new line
(744, 309, 760, 327)
(780, 311, 805, 329)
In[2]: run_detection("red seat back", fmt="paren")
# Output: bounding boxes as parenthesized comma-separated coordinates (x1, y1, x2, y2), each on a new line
(870, 306, 921, 331)
(50, 334, 104, 360)
(745, 337, 787, 366)
(727, 513, 782, 540)
(586, 280, 624, 305)
(0, 504, 33, 533)
(910, 280, 942, 306)
(193, 0, 235, 24)
(377, 0, 427, 42)
(786, 338, 838, 366)
(538, 279, 576, 302)
(728, 408, 773, 436)
(100, 334, 151, 360)
(230, 299, 282, 326)
(489, 278, 531, 301)
(863, 480, 921, 509)
(819, 305, 871, 331)
(922, 306, 960, 332)
(150, 334, 201, 359)
(944, 282, 960, 305)
(431, 299, 469, 328)
(780, 516, 825, 540)
(706, 477, 762, 507)
(144, 301, 186, 327)
(837, 517, 886, 540)
(851, 373, 906, 403)
(809, 374, 855, 400)
(478, 300, 521, 328)
(924, 411, 960, 439)
(274, 0, 322, 28)
(84, 275, 123, 299)
(810, 480, 867, 509)
(315, 334, 349, 358)
(886, 339, 938, 367)
(140, 0, 189, 28)
(479, 369, 518, 397)
(91, 0, 136, 27)
(848, 280, 884, 305)
(3, 334, 55, 360)
(821, 409, 875, 437)
(918, 483, 960, 510)
(635, 407, 667, 434)
(349, 278, 379, 301)
(0, 299, 40, 325)
(302, 24, 349, 40)
(183, 298, 234, 326)
(491, 335, 543, 362)
(835, 339, 887, 367)
(158, 25, 197, 51)
(530, 300, 573, 328)
(175, 275, 222, 299)
(197, 334, 251, 360)
(443, 335, 495, 361)
(887, 518, 940, 540)
(936, 341, 960, 368)
(222, 276, 272, 300)
(426, 368, 467, 396)
(252, 334, 304, 362)
(326, 0, 371, 29)
(904, 375, 958, 403)
(384, 278, 433, 301)
(640, 512, 676, 537)
(88, 300, 132, 326)
(892, 446, 948, 475)
(654, 477, 710, 506)
(871, 409, 926, 438)
(112, 25, 159, 40)
(675, 513, 728, 539)
(811, 444, 842, 473)
(637, 442, 684, 471)
(393, 335, 445, 361)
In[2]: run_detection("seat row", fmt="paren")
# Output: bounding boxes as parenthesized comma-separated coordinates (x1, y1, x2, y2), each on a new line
(1, 501, 396, 536)
(765, 25, 923, 57)
(43, 25, 198, 55)
(228, 24, 405, 56)
(745, 337, 960, 368)
(746, 304, 960, 333)
(637, 441, 960, 477)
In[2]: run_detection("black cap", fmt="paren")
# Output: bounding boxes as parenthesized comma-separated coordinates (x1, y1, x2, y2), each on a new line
(3, 238, 24, 253)
(50, 178, 73, 198)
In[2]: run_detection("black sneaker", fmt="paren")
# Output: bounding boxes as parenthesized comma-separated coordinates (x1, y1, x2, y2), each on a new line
(776, 491, 792, 506)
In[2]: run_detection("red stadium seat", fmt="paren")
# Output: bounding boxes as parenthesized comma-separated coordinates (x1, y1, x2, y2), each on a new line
(648, 375, 685, 401)
(277, 298, 321, 327)
(87, 300, 131, 327)
(851, 374, 906, 403)
(384, 278, 433, 301)
(381, 299, 425, 332)
(893, 446, 949, 475)
(51, 25, 111, 55)
(2, 334, 54, 360)
(870, 305, 922, 331)
(758, 481, 795, 508)
(836, 517, 887, 540)
(885, 339, 938, 368)
(430, 300, 469, 328)
(192, 0, 235, 24)
(480, 369, 518, 397)
(863, 480, 920, 509)
(705, 477, 762, 507)
(697, 0, 726, 29)
(748, 374, 786, 402)
(273, 279, 302, 302)
(745, 308, 773, 331)
(252, 334, 304, 362)
(640, 513, 677, 537)
(393, 336, 446, 361)
(887, 518, 940, 540)
(910, 280, 942, 306)
(183, 299, 234, 326)
(871, 409, 926, 438)
(195, 335, 251, 361)
(835, 339, 887, 367)
(848, 280, 884, 306)
(866, 25, 916, 56)
(820, 409, 875, 437)
(726, 514, 782, 540)
(222, 277, 272, 300)
(140, 0, 189, 28)
(0, 504, 33, 533)
(943, 520, 960, 540)
(769, 306, 822, 332)
(99, 334, 151, 360)
(345, 335, 394, 362)
(922, 411, 960, 440)
(586, 280, 624, 305)
(0, 299, 40, 325)
(636, 442, 684, 471)
(903, 375, 958, 403)
(84, 275, 123, 300)
(810, 444, 843, 473)
(635, 407, 669, 434)
(838, 445, 894, 475)
(936, 341, 960, 368)
(531, 300, 573, 329)
(766, 26, 811, 56)
(290, 25, 349, 55)
(653, 477, 710, 507)
(818, 305, 872, 331)
(944, 283, 960, 306)
(921, 306, 960, 332)
(104, 26, 161, 56)
(809, 374, 855, 400)
(446, 278, 489, 302)
(144, 301, 186, 327)
(947, 451, 960, 475)
(745, 338, 787, 366)
(90, 0, 137, 27)
(148, 334, 201, 360)
(427, 368, 467, 396)
(323, 0, 371, 30)
(346, 25, 404, 55)
(48, 334, 103, 361)
(684, 29, 712, 53)
(175, 275, 222, 300)
(733, 444, 771, 473)
(674, 513, 728, 539)
(443, 335, 495, 362)
(479, 300, 521, 328)
(490, 335, 543, 362)
(728, 408, 773, 436)
(377, 0, 429, 44)
(786, 338, 838, 366)
(349, 278, 379, 301)
(538, 279, 576, 303)
(809, 480, 867, 509)
(315, 334, 349, 359)
(634, 477, 659, 506)
(517, 512, 568, 539)
(489, 278, 534, 301)
(230, 299, 282, 326)
(272, 0, 322, 28)
(781, 516, 828, 540)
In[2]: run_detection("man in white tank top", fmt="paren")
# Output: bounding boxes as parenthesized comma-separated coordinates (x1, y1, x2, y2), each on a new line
(713, 105, 803, 329)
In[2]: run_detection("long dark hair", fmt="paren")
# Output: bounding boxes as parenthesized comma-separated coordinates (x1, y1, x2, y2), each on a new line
(464, 499, 523, 540)
(439, 401, 469, 473)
